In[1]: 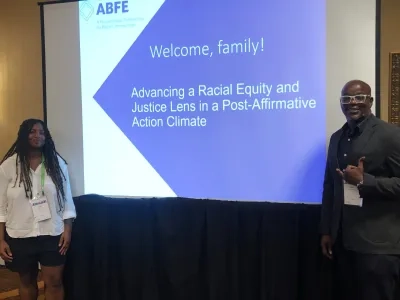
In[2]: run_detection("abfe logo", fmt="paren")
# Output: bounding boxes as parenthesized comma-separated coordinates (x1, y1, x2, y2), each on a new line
(96, 1, 129, 15)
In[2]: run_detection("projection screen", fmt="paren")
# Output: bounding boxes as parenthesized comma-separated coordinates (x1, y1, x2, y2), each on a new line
(40, 0, 380, 203)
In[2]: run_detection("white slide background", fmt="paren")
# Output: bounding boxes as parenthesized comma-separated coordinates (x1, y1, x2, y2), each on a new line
(79, 0, 175, 197)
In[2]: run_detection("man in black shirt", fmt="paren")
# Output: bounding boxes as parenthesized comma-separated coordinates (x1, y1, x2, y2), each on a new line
(320, 80, 400, 300)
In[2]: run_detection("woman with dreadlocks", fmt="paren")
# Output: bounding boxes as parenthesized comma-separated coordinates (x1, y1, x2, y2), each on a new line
(0, 119, 76, 300)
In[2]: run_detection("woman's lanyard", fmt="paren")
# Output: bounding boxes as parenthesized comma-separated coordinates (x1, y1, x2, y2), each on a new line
(40, 155, 45, 196)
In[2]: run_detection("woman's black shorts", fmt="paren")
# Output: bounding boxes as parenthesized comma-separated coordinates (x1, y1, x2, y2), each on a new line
(5, 235, 65, 273)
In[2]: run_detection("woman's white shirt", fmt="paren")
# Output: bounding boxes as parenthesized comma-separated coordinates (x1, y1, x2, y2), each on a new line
(0, 154, 77, 238)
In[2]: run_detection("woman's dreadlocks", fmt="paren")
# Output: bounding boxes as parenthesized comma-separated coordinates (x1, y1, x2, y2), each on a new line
(0, 119, 67, 211)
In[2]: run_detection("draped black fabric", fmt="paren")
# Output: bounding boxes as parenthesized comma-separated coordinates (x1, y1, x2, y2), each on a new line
(64, 195, 333, 300)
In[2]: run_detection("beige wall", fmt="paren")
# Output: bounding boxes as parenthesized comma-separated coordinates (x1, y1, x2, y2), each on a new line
(0, 0, 398, 156)
(0, 0, 50, 155)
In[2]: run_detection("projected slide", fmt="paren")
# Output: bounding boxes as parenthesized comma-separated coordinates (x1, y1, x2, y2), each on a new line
(79, 0, 326, 202)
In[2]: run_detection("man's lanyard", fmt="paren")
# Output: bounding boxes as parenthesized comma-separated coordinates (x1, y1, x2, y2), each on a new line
(40, 154, 45, 196)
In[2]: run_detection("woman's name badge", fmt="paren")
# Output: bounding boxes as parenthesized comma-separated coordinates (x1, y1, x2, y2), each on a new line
(30, 194, 51, 222)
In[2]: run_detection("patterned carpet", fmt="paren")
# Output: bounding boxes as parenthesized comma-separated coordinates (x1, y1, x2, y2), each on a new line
(0, 266, 44, 299)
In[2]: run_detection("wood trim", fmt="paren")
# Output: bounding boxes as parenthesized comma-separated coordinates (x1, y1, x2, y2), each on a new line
(389, 52, 400, 125)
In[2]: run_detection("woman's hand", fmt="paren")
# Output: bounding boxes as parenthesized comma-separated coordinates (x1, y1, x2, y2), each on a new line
(59, 228, 71, 255)
(0, 240, 13, 262)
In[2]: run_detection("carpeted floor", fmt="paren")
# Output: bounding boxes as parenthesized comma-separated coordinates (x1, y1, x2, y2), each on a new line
(0, 266, 44, 299)
(0, 267, 19, 293)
